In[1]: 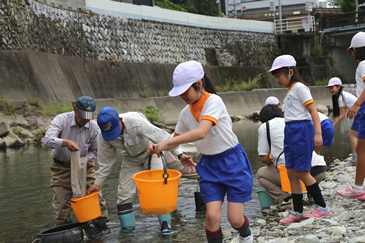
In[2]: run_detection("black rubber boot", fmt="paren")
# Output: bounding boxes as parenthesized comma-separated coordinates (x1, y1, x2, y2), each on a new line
(194, 191, 206, 211)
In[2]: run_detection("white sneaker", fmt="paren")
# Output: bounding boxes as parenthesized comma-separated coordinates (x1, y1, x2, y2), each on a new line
(238, 233, 253, 243)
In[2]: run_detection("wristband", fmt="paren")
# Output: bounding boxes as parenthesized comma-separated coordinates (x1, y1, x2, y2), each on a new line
(177, 152, 184, 160)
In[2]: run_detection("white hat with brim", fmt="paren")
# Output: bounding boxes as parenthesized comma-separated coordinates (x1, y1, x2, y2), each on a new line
(347, 32, 365, 51)
(265, 96, 280, 106)
(169, 60, 205, 97)
(267, 55, 297, 73)
(326, 77, 342, 88)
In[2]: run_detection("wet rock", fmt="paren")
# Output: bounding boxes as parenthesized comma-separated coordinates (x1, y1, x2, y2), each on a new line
(0, 121, 10, 137)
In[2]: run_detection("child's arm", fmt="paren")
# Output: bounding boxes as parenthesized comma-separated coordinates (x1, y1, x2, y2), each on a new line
(306, 103, 323, 148)
(348, 91, 365, 118)
(333, 108, 346, 128)
(151, 119, 214, 155)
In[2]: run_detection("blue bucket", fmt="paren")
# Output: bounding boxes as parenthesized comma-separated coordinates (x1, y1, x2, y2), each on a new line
(256, 189, 275, 208)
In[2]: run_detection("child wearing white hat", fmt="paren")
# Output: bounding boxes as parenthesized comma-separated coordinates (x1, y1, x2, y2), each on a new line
(148, 60, 253, 243)
(268, 54, 332, 225)
(265, 96, 283, 110)
(337, 31, 365, 200)
(327, 77, 358, 165)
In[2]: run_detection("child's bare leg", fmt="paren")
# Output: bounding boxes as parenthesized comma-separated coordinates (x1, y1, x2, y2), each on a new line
(227, 202, 244, 228)
(287, 168, 303, 194)
(355, 138, 365, 186)
(349, 130, 358, 163)
(205, 201, 222, 231)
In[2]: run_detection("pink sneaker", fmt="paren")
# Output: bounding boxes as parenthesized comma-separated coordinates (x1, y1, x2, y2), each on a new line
(336, 186, 365, 199)
(304, 205, 332, 219)
(280, 209, 305, 225)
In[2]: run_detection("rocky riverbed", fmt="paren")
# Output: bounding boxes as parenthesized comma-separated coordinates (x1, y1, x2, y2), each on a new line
(223, 157, 365, 243)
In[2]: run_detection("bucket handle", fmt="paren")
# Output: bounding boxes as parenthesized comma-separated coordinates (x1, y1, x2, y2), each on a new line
(64, 192, 76, 203)
(160, 152, 169, 184)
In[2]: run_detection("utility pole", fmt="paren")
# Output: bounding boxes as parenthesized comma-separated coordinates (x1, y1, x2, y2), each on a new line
(216, 0, 221, 17)
(279, 0, 282, 34)
(270, 2, 276, 34)
(233, 0, 237, 19)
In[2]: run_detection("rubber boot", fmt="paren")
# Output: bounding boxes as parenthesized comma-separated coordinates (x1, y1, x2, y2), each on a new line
(194, 191, 206, 211)
(119, 212, 135, 233)
(158, 214, 173, 235)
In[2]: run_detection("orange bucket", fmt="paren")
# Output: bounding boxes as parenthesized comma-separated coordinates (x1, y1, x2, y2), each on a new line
(132, 169, 182, 215)
(277, 165, 306, 192)
(64, 191, 101, 222)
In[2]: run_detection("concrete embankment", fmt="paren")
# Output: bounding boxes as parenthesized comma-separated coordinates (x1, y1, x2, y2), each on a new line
(94, 86, 331, 124)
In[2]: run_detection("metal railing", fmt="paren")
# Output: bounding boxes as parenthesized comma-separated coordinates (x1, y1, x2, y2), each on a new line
(275, 16, 315, 34)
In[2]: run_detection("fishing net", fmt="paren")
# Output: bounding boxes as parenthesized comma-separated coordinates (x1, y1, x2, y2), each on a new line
(71, 151, 87, 198)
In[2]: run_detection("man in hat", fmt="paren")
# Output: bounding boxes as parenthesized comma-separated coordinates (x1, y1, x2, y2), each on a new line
(87, 107, 199, 235)
(43, 96, 108, 226)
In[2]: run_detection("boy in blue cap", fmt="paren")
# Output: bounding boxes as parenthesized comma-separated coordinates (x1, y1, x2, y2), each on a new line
(87, 107, 197, 235)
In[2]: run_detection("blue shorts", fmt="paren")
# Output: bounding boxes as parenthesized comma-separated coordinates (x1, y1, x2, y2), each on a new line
(357, 103, 365, 138)
(321, 119, 334, 147)
(196, 143, 253, 203)
(284, 120, 314, 171)
(351, 103, 365, 132)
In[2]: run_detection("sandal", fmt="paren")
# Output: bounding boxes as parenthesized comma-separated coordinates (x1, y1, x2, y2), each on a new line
(347, 161, 356, 166)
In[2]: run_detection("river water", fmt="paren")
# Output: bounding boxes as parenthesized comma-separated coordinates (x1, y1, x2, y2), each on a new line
(0, 118, 352, 243)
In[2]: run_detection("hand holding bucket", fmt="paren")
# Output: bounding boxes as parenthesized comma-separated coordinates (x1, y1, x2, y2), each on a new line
(132, 153, 182, 215)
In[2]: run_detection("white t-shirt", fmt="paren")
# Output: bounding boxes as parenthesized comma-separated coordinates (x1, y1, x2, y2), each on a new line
(284, 82, 313, 122)
(257, 117, 326, 167)
(338, 91, 357, 109)
(356, 60, 365, 98)
(258, 117, 286, 166)
(175, 93, 238, 155)
(318, 112, 329, 123)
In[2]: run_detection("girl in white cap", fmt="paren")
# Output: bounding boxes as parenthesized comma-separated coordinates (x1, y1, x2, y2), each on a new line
(148, 60, 253, 243)
(337, 31, 365, 200)
(327, 77, 358, 165)
(267, 54, 332, 225)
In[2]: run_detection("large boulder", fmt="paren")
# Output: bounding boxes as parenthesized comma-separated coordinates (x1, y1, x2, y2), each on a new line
(3, 132, 25, 147)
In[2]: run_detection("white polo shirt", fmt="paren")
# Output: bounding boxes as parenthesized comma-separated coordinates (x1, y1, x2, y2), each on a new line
(338, 91, 357, 109)
(174, 93, 238, 155)
(258, 117, 285, 166)
(283, 82, 314, 122)
(356, 60, 365, 98)
(318, 112, 329, 123)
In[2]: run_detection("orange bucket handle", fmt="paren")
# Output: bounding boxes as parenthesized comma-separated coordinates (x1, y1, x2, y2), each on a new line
(64, 192, 76, 203)
(160, 152, 169, 184)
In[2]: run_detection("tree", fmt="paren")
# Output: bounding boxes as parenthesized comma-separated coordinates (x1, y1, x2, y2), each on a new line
(328, 0, 365, 12)
(154, 0, 188, 12)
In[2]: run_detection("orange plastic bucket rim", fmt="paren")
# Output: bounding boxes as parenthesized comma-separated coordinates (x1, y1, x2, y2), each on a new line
(132, 169, 181, 215)
(68, 191, 101, 222)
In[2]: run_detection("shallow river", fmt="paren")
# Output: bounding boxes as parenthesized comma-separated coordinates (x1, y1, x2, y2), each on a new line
(0, 118, 353, 243)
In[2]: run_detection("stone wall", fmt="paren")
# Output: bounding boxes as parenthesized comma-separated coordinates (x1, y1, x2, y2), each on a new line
(0, 0, 278, 67)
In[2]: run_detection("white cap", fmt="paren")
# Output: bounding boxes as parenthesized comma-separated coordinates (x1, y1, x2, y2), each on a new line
(326, 77, 342, 87)
(267, 55, 296, 73)
(265, 96, 280, 106)
(347, 32, 365, 50)
(169, 60, 205, 97)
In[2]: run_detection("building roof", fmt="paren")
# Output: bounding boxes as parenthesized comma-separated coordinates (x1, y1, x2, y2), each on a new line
(313, 7, 344, 15)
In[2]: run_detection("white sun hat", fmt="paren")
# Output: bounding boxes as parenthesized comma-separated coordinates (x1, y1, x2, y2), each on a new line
(169, 60, 205, 97)
(326, 77, 342, 88)
(265, 96, 280, 106)
(347, 32, 365, 51)
(267, 55, 297, 73)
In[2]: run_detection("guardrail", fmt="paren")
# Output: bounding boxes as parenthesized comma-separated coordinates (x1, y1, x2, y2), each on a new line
(319, 10, 365, 30)
(275, 16, 315, 34)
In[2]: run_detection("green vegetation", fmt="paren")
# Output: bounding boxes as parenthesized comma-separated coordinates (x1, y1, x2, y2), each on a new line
(28, 97, 42, 107)
(12, 126, 22, 135)
(328, 0, 363, 12)
(216, 74, 262, 92)
(43, 100, 73, 117)
(0, 97, 17, 115)
(314, 79, 328, 86)
(327, 53, 337, 76)
(33, 128, 47, 142)
(139, 105, 166, 124)
(311, 36, 324, 57)
(155, 0, 225, 17)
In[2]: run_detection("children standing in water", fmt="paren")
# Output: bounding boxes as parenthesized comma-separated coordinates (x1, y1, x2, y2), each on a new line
(327, 77, 358, 165)
(148, 60, 253, 243)
(337, 31, 365, 199)
(267, 55, 332, 225)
